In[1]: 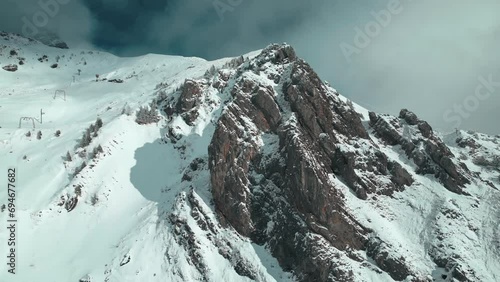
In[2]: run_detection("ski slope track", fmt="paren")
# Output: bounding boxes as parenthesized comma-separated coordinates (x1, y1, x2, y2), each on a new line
(0, 32, 499, 282)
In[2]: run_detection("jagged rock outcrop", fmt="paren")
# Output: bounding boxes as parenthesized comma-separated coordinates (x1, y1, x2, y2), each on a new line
(160, 43, 498, 281)
(4, 27, 500, 282)
(176, 79, 204, 125)
(369, 109, 472, 194)
(163, 78, 218, 129)
(206, 44, 419, 281)
(169, 188, 271, 281)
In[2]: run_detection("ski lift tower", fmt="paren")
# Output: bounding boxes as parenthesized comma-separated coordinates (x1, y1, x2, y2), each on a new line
(18, 109, 45, 128)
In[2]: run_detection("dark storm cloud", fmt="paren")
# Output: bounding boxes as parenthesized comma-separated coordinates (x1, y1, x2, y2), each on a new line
(80, 0, 322, 58)
(1, 0, 499, 134)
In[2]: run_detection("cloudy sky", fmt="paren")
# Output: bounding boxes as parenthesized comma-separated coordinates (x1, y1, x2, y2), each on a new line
(1, 0, 499, 134)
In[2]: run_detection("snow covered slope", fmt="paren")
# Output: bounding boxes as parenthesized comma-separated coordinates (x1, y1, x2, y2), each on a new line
(0, 32, 290, 282)
(0, 32, 499, 282)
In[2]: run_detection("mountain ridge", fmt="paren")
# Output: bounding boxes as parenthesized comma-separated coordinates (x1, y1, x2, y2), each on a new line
(1, 32, 499, 282)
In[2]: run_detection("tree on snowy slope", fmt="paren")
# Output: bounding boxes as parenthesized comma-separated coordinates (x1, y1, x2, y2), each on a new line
(135, 101, 159, 125)
(95, 117, 103, 129)
(79, 128, 92, 147)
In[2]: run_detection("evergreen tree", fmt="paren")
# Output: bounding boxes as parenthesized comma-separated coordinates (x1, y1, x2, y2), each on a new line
(80, 129, 91, 147)
(66, 151, 72, 162)
(204, 65, 217, 78)
(95, 118, 103, 129)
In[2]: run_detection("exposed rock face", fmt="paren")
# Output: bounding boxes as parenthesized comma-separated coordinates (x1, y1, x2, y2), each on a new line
(365, 111, 493, 281)
(207, 45, 418, 281)
(169, 188, 274, 281)
(162, 44, 497, 281)
(369, 110, 472, 194)
(366, 237, 412, 281)
(176, 79, 204, 125)
(177, 79, 203, 112)
(162, 78, 218, 130)
(3, 28, 499, 282)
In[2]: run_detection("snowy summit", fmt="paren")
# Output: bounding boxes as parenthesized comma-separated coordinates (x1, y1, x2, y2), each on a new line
(0, 32, 500, 282)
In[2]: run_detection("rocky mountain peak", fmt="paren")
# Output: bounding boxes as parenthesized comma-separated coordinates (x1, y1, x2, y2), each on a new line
(167, 43, 498, 281)
(3, 35, 498, 281)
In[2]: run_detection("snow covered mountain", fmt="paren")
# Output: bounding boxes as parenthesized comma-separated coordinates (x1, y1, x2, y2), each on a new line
(0, 32, 499, 282)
